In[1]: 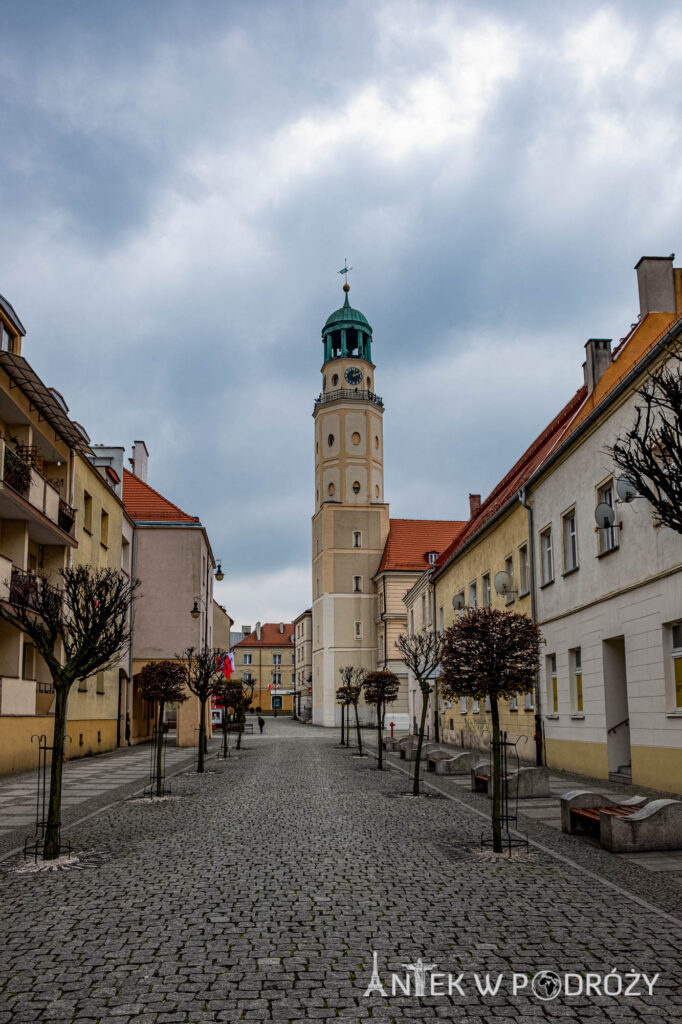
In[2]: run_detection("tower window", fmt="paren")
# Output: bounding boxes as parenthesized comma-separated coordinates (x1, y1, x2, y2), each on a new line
(331, 374, 339, 387)
(351, 432, 361, 445)
(352, 481, 361, 494)
(354, 621, 363, 640)
(374, 436, 379, 450)
(327, 483, 335, 496)
(323, 376, 327, 393)
(353, 531, 361, 548)
(374, 484, 380, 498)
(328, 434, 334, 447)
(367, 377, 371, 389)
(353, 576, 362, 592)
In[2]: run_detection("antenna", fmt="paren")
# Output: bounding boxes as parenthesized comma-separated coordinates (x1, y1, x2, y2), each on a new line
(493, 570, 513, 597)
(595, 502, 615, 529)
(616, 476, 639, 503)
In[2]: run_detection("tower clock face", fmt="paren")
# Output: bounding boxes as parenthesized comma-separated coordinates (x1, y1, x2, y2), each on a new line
(344, 366, 363, 386)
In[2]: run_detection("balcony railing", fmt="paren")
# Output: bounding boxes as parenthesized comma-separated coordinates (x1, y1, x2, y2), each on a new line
(0, 441, 75, 538)
(9, 566, 41, 611)
(314, 387, 384, 409)
(3, 446, 31, 498)
(58, 498, 75, 534)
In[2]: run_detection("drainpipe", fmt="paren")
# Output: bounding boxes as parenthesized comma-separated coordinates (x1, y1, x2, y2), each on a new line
(431, 573, 439, 743)
(382, 576, 387, 668)
(519, 485, 543, 766)
(126, 526, 137, 745)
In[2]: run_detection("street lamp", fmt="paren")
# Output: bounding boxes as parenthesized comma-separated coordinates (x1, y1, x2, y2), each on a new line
(190, 600, 200, 620)
(215, 560, 225, 582)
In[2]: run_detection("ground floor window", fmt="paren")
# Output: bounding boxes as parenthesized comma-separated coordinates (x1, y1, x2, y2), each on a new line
(547, 653, 558, 713)
(271, 695, 283, 710)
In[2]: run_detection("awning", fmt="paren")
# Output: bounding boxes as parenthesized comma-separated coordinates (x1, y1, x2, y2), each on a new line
(0, 352, 92, 453)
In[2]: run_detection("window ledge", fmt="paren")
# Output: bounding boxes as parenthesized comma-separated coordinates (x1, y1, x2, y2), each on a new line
(665, 712, 682, 718)
(518, 589, 531, 598)
(596, 545, 619, 560)
(545, 713, 559, 719)
(570, 713, 585, 720)
(83, 527, 92, 536)
(562, 566, 579, 578)
(539, 579, 555, 589)
(523, 707, 535, 713)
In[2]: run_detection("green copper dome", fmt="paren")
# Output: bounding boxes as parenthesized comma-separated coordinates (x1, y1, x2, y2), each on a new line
(323, 292, 372, 332)
(321, 285, 374, 364)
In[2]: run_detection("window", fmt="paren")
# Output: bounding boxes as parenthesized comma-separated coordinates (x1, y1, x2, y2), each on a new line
(354, 621, 363, 640)
(292, 653, 296, 664)
(353, 575, 362, 592)
(410, 609, 415, 634)
(438, 606, 444, 635)
(273, 653, 282, 665)
(100, 509, 109, 548)
(509, 695, 518, 711)
(518, 544, 529, 595)
(243, 653, 252, 665)
(540, 527, 553, 584)
(468, 581, 477, 609)
(547, 653, 558, 713)
(327, 434, 335, 447)
(473, 699, 480, 713)
(524, 691, 534, 711)
(421, 593, 426, 623)
(597, 481, 618, 553)
(460, 697, 467, 714)
(672, 623, 682, 709)
(570, 647, 583, 713)
(484, 696, 491, 712)
(83, 491, 93, 533)
(353, 531, 361, 548)
(271, 695, 283, 710)
(331, 374, 339, 387)
(562, 509, 578, 572)
(291, 673, 295, 684)
(0, 321, 15, 352)
(327, 483, 335, 497)
(243, 672, 252, 683)
(504, 555, 514, 604)
(96, 671, 105, 694)
(352, 481, 361, 494)
(481, 573, 491, 608)
(272, 672, 282, 685)
(427, 551, 438, 565)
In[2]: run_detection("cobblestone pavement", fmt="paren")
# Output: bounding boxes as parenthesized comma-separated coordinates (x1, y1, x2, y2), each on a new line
(0, 720, 681, 1023)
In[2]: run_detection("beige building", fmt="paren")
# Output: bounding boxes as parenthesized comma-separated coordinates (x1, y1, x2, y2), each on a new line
(293, 609, 312, 720)
(232, 622, 295, 714)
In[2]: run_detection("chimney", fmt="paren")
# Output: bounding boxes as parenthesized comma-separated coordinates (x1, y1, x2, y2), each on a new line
(256, 622, 261, 641)
(583, 339, 612, 394)
(131, 440, 149, 482)
(469, 494, 481, 518)
(635, 254, 676, 316)
(241, 624, 251, 638)
(279, 621, 284, 633)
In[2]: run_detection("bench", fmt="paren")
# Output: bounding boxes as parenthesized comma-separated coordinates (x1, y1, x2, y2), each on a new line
(226, 722, 254, 733)
(427, 750, 473, 775)
(471, 763, 551, 798)
(561, 790, 682, 852)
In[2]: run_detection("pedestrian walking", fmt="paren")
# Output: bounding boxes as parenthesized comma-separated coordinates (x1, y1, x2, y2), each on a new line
(258, 716, 265, 734)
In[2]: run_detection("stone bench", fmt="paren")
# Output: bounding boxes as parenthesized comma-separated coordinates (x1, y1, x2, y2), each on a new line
(561, 790, 682, 852)
(383, 734, 409, 753)
(427, 750, 473, 775)
(401, 740, 442, 762)
(471, 762, 551, 798)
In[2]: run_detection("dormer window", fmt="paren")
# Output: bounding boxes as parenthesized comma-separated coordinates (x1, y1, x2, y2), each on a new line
(0, 321, 15, 353)
(427, 551, 439, 565)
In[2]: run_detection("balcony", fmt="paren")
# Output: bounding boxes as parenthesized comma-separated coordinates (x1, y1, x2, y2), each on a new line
(0, 440, 76, 544)
(314, 387, 384, 409)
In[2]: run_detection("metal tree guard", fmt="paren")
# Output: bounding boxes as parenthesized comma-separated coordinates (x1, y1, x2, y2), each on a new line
(24, 733, 73, 861)
(480, 730, 528, 853)
(145, 723, 171, 797)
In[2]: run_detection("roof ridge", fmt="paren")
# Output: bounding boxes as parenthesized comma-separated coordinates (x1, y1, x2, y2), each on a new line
(122, 468, 199, 523)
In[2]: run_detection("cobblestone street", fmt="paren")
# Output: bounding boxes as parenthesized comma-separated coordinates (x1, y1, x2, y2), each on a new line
(0, 719, 681, 1023)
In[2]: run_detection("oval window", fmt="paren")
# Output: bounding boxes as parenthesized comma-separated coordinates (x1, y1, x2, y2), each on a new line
(328, 434, 335, 447)
(375, 484, 380, 498)
(328, 483, 336, 496)
(351, 432, 361, 445)
(374, 436, 379, 450)
(352, 481, 361, 494)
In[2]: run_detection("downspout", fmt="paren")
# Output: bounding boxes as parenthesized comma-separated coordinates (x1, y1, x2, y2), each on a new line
(382, 576, 387, 668)
(127, 525, 137, 745)
(430, 572, 439, 743)
(519, 485, 543, 766)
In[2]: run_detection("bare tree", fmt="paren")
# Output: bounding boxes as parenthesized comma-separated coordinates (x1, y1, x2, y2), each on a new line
(440, 608, 541, 852)
(138, 660, 188, 796)
(178, 646, 225, 772)
(607, 350, 682, 533)
(336, 685, 352, 746)
(0, 566, 138, 858)
(339, 665, 366, 754)
(214, 675, 255, 752)
(363, 669, 400, 769)
(396, 627, 442, 795)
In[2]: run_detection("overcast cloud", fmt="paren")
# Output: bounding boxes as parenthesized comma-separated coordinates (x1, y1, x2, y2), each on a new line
(2, 0, 682, 626)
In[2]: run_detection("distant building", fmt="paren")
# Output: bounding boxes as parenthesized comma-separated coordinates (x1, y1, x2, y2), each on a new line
(293, 609, 312, 720)
(232, 622, 295, 715)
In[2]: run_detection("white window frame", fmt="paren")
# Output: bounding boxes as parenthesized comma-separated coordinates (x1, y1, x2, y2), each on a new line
(671, 623, 682, 711)
(243, 653, 252, 665)
(460, 696, 467, 714)
(540, 527, 554, 585)
(354, 621, 363, 640)
(570, 646, 583, 714)
(504, 555, 514, 604)
(438, 606, 444, 635)
(518, 544, 529, 596)
(547, 653, 558, 714)
(524, 691, 534, 711)
(468, 581, 477, 609)
(481, 573, 491, 608)
(597, 479, 619, 554)
(562, 507, 579, 573)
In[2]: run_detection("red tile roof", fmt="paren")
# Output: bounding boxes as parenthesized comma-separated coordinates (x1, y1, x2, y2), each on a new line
(233, 623, 295, 648)
(377, 519, 467, 574)
(122, 468, 199, 524)
(433, 387, 587, 576)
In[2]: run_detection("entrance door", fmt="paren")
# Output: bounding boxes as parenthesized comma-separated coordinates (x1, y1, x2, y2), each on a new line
(603, 636, 631, 776)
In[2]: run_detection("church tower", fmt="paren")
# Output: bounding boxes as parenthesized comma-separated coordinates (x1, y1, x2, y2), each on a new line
(311, 282, 390, 726)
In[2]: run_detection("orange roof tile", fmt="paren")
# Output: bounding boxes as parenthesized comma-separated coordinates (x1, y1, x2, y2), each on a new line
(122, 468, 200, 524)
(233, 623, 295, 648)
(433, 387, 587, 576)
(377, 519, 467, 574)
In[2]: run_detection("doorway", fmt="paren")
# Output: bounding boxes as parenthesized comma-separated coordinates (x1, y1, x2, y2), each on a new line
(602, 636, 631, 778)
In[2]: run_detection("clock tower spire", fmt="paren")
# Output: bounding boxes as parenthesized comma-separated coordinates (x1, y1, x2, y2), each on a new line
(311, 280, 390, 726)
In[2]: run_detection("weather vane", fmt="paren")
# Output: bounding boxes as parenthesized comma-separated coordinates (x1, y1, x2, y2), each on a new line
(338, 259, 353, 284)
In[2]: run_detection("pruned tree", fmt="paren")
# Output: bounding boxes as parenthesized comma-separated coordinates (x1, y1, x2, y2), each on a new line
(363, 669, 400, 769)
(396, 627, 442, 795)
(440, 608, 542, 852)
(607, 350, 682, 533)
(0, 566, 138, 859)
(336, 685, 352, 746)
(138, 660, 188, 796)
(214, 675, 255, 752)
(178, 646, 225, 772)
(339, 665, 366, 754)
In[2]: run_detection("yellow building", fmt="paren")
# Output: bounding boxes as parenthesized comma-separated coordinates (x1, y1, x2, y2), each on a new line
(232, 622, 295, 715)
(429, 391, 585, 763)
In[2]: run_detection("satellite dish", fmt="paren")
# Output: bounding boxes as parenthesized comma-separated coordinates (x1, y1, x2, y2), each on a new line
(452, 593, 465, 611)
(494, 570, 512, 596)
(595, 502, 615, 528)
(616, 476, 638, 503)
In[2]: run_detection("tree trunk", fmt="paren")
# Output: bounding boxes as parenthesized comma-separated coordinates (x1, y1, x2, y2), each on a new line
(413, 683, 429, 796)
(44, 684, 69, 860)
(156, 700, 165, 797)
(354, 700, 362, 755)
(376, 700, 383, 769)
(197, 698, 206, 773)
(490, 696, 502, 853)
(222, 711, 228, 757)
(340, 703, 345, 746)
(236, 709, 245, 750)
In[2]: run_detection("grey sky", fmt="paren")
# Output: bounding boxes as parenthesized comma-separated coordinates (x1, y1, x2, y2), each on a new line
(2, 0, 682, 625)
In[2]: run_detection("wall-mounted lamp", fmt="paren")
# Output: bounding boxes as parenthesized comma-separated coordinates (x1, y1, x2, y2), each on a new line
(215, 560, 225, 582)
(190, 600, 201, 619)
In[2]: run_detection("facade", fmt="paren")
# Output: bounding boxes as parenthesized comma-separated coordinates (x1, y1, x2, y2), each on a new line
(232, 622, 295, 714)
(528, 256, 682, 794)
(310, 284, 464, 727)
(293, 609, 312, 720)
(122, 445, 219, 747)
